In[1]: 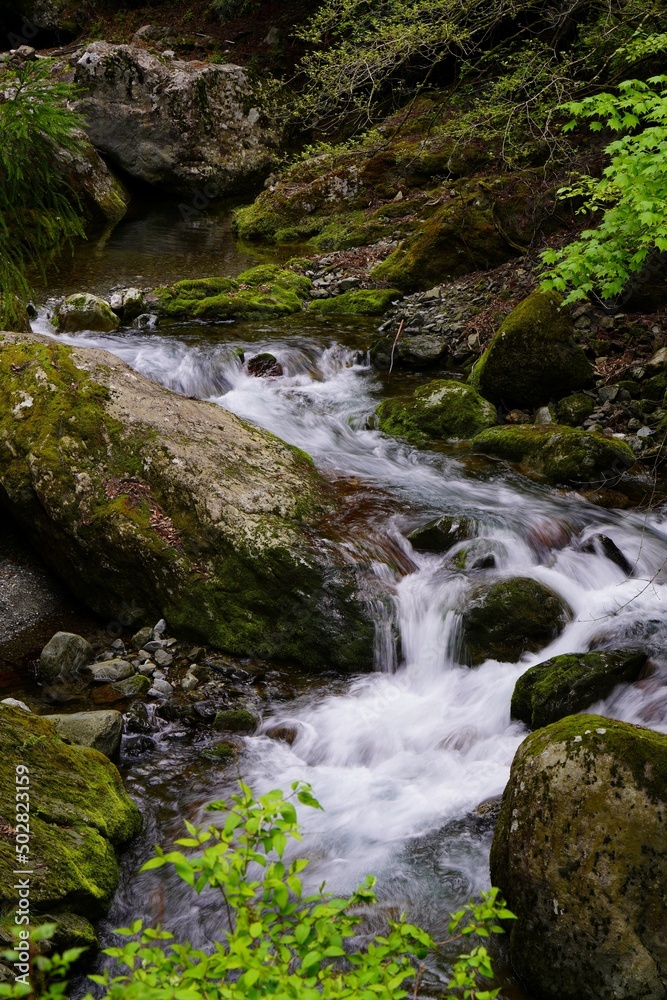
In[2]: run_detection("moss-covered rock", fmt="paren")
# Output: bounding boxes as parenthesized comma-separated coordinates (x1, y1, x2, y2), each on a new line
(377, 380, 497, 445)
(309, 289, 402, 316)
(0, 332, 374, 671)
(213, 709, 258, 733)
(54, 293, 120, 333)
(490, 715, 667, 1000)
(407, 515, 474, 553)
(471, 425, 635, 485)
(461, 577, 569, 665)
(371, 173, 558, 292)
(511, 649, 648, 729)
(468, 291, 593, 407)
(555, 392, 595, 426)
(154, 265, 311, 321)
(0, 704, 140, 922)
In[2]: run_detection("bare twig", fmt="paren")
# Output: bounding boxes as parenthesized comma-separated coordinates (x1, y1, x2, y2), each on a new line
(388, 319, 405, 377)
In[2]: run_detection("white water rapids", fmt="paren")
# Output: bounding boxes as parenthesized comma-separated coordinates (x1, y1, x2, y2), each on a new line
(36, 313, 667, 976)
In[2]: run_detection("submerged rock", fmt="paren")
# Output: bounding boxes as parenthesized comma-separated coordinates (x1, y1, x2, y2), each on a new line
(0, 704, 140, 927)
(247, 352, 283, 378)
(377, 380, 497, 444)
(511, 649, 648, 728)
(74, 42, 277, 196)
(469, 291, 593, 407)
(407, 515, 474, 553)
(461, 577, 569, 665)
(42, 709, 124, 759)
(54, 293, 120, 333)
(471, 424, 635, 485)
(490, 715, 667, 1000)
(0, 332, 374, 671)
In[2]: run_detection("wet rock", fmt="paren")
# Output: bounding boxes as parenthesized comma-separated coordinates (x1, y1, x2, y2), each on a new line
(461, 577, 570, 666)
(555, 392, 595, 426)
(58, 143, 130, 225)
(469, 291, 592, 407)
(74, 42, 277, 196)
(148, 678, 174, 697)
(125, 701, 152, 734)
(490, 715, 667, 1000)
(0, 332, 374, 671)
(247, 352, 283, 377)
(0, 704, 140, 923)
(123, 735, 156, 756)
(511, 649, 648, 728)
(54, 293, 119, 333)
(264, 723, 298, 745)
(111, 674, 152, 698)
(42, 709, 123, 759)
(214, 708, 258, 733)
(87, 659, 135, 683)
(447, 538, 506, 572)
(578, 533, 633, 575)
(377, 380, 497, 444)
(580, 488, 630, 509)
(201, 739, 239, 761)
(471, 425, 635, 486)
(407, 515, 474, 553)
(40, 632, 93, 684)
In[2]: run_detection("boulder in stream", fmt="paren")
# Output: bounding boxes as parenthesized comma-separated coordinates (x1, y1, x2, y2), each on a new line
(39, 631, 93, 683)
(377, 380, 497, 444)
(407, 515, 474, 553)
(0, 332, 374, 671)
(471, 424, 635, 485)
(0, 703, 140, 943)
(511, 649, 648, 729)
(74, 42, 278, 197)
(490, 714, 667, 1000)
(53, 293, 120, 333)
(469, 291, 593, 407)
(42, 709, 123, 759)
(461, 577, 570, 665)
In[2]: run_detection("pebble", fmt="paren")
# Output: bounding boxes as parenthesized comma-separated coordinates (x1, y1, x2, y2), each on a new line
(148, 679, 174, 697)
(144, 639, 167, 652)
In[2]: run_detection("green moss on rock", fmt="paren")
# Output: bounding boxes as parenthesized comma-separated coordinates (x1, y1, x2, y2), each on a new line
(555, 392, 595, 426)
(511, 649, 648, 728)
(471, 424, 635, 485)
(309, 289, 402, 316)
(469, 291, 593, 407)
(377, 380, 497, 445)
(213, 709, 258, 733)
(154, 265, 311, 321)
(461, 577, 570, 665)
(0, 705, 140, 921)
(490, 714, 667, 1000)
(54, 293, 120, 334)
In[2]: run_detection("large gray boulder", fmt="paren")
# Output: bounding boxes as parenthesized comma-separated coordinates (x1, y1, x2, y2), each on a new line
(0, 332, 373, 671)
(490, 715, 667, 1000)
(54, 293, 120, 333)
(74, 43, 278, 196)
(42, 710, 123, 759)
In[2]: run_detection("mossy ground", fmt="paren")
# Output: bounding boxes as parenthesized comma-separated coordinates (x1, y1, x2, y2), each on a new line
(155, 265, 312, 320)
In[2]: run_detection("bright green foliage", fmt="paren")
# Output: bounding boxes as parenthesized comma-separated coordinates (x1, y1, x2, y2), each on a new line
(1, 783, 513, 1000)
(0, 59, 86, 329)
(540, 34, 667, 303)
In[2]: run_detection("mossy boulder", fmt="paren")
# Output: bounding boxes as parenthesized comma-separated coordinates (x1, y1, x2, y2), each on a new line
(471, 425, 635, 486)
(377, 380, 497, 445)
(469, 291, 593, 407)
(407, 515, 474, 553)
(490, 715, 667, 1000)
(54, 293, 120, 333)
(0, 704, 140, 920)
(213, 709, 258, 733)
(555, 392, 595, 426)
(154, 265, 311, 321)
(511, 649, 648, 729)
(0, 332, 374, 671)
(461, 577, 570, 665)
(371, 173, 558, 292)
(309, 289, 402, 316)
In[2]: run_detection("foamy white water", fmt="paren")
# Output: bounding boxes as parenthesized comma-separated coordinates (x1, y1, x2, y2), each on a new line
(37, 313, 667, 927)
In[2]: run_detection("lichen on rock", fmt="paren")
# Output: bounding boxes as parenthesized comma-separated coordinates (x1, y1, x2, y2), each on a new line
(490, 714, 667, 1000)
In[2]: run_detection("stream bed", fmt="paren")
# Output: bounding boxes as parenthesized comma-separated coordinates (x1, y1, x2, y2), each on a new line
(9, 201, 667, 997)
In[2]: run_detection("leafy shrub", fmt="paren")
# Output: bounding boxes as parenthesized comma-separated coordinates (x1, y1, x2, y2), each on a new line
(1, 782, 514, 1000)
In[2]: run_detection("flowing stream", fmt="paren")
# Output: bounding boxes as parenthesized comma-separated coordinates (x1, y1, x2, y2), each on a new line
(25, 205, 667, 995)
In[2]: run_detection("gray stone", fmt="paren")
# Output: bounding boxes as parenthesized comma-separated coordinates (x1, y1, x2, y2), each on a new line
(54, 293, 120, 333)
(111, 674, 152, 698)
(40, 632, 93, 683)
(43, 710, 123, 759)
(148, 678, 173, 696)
(87, 659, 135, 683)
(74, 42, 278, 196)
(153, 649, 173, 667)
(1, 698, 30, 712)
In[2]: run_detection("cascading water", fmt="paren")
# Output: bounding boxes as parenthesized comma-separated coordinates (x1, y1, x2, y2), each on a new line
(33, 308, 667, 990)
